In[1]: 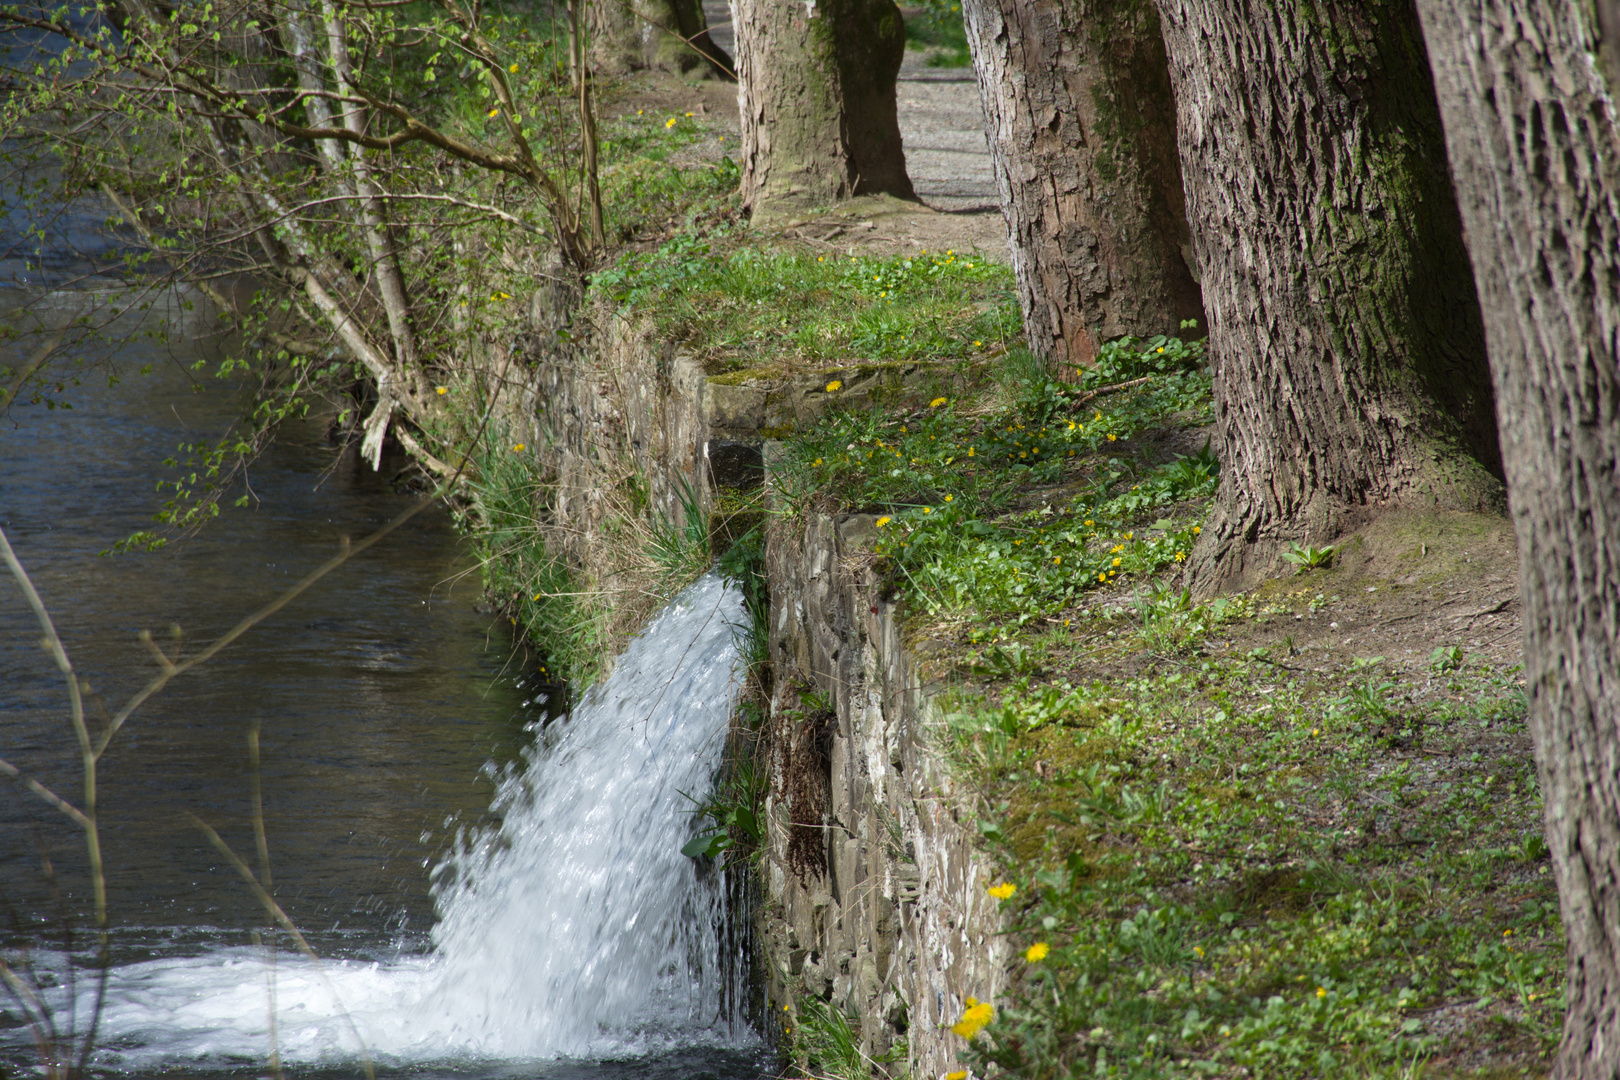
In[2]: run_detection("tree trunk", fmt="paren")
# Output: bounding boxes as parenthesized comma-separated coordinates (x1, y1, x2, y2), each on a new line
(1415, 3, 1620, 1076)
(588, 0, 733, 78)
(1155, 0, 1505, 593)
(959, 0, 1203, 373)
(734, 0, 915, 219)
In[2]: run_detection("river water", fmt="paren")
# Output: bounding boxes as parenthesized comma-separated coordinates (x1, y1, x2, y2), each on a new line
(0, 289, 767, 1077)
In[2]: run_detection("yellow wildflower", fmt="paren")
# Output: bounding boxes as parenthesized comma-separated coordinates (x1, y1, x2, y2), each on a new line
(946, 1073, 968, 1080)
(488, 108, 500, 118)
(876, 516, 891, 528)
(924, 506, 932, 513)
(1098, 573, 1107, 582)
(826, 379, 843, 392)
(1113, 558, 1122, 567)
(973, 339, 983, 347)
(944, 494, 953, 502)
(813, 458, 823, 466)
(931, 396, 948, 408)
(987, 882, 1016, 899)
(1053, 557, 1061, 565)
(435, 386, 448, 395)
(1157, 346, 1165, 353)
(509, 62, 519, 72)
(1193, 525, 1202, 534)
(951, 1001, 995, 1040)
(1107, 433, 1117, 442)
(1084, 520, 1094, 526)
(1025, 943, 1050, 962)
(685, 111, 694, 117)
(513, 443, 526, 451)
(1316, 986, 1327, 999)
(967, 446, 975, 457)
(665, 117, 678, 128)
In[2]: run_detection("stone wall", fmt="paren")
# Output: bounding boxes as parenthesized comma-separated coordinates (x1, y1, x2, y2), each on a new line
(523, 300, 1005, 1078)
(763, 510, 1007, 1080)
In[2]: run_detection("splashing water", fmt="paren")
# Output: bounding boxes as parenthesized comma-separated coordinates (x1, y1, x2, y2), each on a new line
(71, 574, 752, 1068)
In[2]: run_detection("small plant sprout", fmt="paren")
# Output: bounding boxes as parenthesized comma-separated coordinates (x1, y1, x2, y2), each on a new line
(1281, 541, 1336, 570)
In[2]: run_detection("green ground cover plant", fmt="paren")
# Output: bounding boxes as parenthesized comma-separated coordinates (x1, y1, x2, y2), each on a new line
(945, 643, 1558, 1078)
(773, 332, 1215, 625)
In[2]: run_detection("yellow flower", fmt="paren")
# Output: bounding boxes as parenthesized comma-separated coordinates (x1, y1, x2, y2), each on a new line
(973, 340, 983, 347)
(813, 457, 823, 466)
(951, 1001, 995, 1040)
(513, 443, 526, 451)
(1025, 942, 1050, 962)
(533, 592, 543, 600)
(924, 506, 932, 513)
(509, 62, 519, 72)
(967, 446, 975, 457)
(1175, 551, 1186, 562)
(1107, 433, 1117, 442)
(1157, 346, 1165, 353)
(946, 1073, 969, 1080)
(665, 117, 678, 128)
(1311, 727, 1320, 736)
(987, 882, 1016, 899)
(488, 108, 500, 118)
(944, 494, 953, 502)
(1098, 573, 1107, 582)
(818, 255, 825, 261)
(1053, 557, 1061, 565)
(685, 111, 694, 117)
(931, 396, 948, 408)
(1084, 520, 1094, 526)
(1112, 558, 1122, 567)
(1094, 411, 1103, 421)
(1193, 525, 1202, 534)
(876, 516, 891, 528)
(826, 379, 843, 392)
(436, 386, 448, 395)
(1316, 986, 1327, 999)
(1194, 946, 1204, 957)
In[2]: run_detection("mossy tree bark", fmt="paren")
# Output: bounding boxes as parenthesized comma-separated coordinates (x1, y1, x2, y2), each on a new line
(1416, 3, 1620, 1076)
(734, 0, 915, 219)
(1155, 0, 1505, 593)
(588, 0, 733, 78)
(959, 0, 1203, 373)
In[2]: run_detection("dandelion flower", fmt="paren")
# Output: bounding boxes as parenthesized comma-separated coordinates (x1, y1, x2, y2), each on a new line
(665, 117, 678, 128)
(436, 386, 448, 395)
(973, 340, 983, 347)
(1025, 943, 1050, 962)
(509, 62, 519, 72)
(826, 379, 843, 392)
(488, 108, 500, 118)
(967, 447, 975, 457)
(876, 516, 891, 528)
(924, 506, 932, 513)
(946, 1073, 968, 1080)
(685, 111, 694, 116)
(930, 396, 948, 408)
(1157, 346, 1165, 353)
(1053, 557, 1061, 565)
(987, 882, 1016, 899)
(812, 457, 823, 466)
(951, 1001, 995, 1040)
(1316, 986, 1327, 999)
(1193, 525, 1202, 534)
(944, 494, 953, 502)
(513, 443, 526, 451)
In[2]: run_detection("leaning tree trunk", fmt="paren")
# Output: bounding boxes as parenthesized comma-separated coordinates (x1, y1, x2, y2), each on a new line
(733, 0, 915, 220)
(959, 0, 1203, 373)
(1155, 0, 1505, 593)
(1415, 3, 1620, 1076)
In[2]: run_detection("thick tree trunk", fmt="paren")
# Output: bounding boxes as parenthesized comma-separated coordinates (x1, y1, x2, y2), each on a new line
(1155, 0, 1505, 593)
(1416, 3, 1620, 1076)
(733, 0, 915, 219)
(588, 0, 733, 78)
(959, 0, 1203, 372)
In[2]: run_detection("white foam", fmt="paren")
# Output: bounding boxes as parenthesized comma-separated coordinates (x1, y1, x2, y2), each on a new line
(65, 574, 751, 1068)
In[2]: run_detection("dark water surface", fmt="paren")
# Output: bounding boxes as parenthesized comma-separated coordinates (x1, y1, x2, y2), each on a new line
(0, 302, 767, 1078)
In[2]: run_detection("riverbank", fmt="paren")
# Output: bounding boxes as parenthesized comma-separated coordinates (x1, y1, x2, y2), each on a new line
(463, 57, 1560, 1080)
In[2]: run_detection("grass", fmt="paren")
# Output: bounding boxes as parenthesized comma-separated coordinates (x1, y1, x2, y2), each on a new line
(590, 242, 1018, 375)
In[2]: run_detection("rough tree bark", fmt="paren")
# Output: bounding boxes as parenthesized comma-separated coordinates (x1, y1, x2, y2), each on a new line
(1155, 0, 1505, 593)
(1416, 3, 1620, 1076)
(589, 0, 734, 78)
(733, 0, 915, 219)
(959, 0, 1203, 372)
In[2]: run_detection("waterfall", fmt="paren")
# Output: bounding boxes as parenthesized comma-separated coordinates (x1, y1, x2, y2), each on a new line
(70, 573, 754, 1067)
